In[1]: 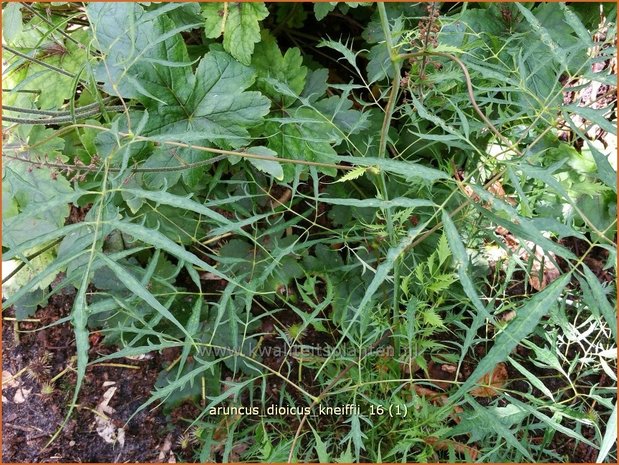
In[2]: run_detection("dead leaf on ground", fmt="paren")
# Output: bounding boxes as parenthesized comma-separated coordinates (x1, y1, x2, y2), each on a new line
(412, 385, 464, 423)
(13, 386, 32, 404)
(93, 384, 125, 447)
(2, 370, 21, 390)
(427, 361, 458, 390)
(470, 362, 508, 398)
(158, 433, 176, 462)
(425, 436, 479, 460)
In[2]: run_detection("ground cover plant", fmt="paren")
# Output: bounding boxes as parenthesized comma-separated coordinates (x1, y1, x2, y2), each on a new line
(1, 1, 617, 462)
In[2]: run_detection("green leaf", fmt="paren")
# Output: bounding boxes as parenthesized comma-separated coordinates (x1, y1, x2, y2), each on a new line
(87, 3, 197, 101)
(318, 224, 425, 375)
(508, 357, 555, 401)
(437, 233, 451, 266)
(315, 197, 435, 209)
(450, 273, 571, 402)
(202, 2, 269, 65)
(251, 32, 307, 105)
(338, 156, 449, 183)
(507, 395, 598, 449)
(143, 49, 270, 149)
(265, 106, 341, 181)
(129, 359, 225, 422)
(310, 423, 330, 462)
(334, 166, 368, 183)
(3, 30, 90, 109)
(245, 146, 284, 180)
(563, 104, 617, 135)
(318, 39, 361, 72)
(2, 161, 75, 248)
(97, 252, 194, 342)
(314, 2, 337, 20)
(2, 3, 23, 43)
(585, 141, 617, 192)
(442, 211, 492, 324)
(582, 265, 617, 339)
(107, 220, 235, 285)
(176, 297, 202, 378)
(515, 3, 569, 70)
(466, 397, 534, 461)
(597, 402, 617, 463)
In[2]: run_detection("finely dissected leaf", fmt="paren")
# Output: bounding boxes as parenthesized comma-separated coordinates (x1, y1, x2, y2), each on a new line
(202, 2, 269, 65)
(338, 156, 449, 183)
(466, 397, 534, 461)
(315, 197, 435, 209)
(585, 141, 617, 192)
(107, 220, 235, 285)
(98, 252, 194, 342)
(334, 166, 368, 183)
(582, 265, 617, 339)
(450, 273, 571, 402)
(318, 224, 425, 375)
(442, 211, 494, 363)
(597, 402, 617, 463)
(507, 395, 598, 449)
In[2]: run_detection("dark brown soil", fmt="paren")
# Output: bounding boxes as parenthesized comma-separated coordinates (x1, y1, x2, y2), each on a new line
(2, 292, 192, 463)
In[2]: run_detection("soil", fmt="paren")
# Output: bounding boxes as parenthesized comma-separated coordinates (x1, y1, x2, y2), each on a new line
(2, 293, 194, 463)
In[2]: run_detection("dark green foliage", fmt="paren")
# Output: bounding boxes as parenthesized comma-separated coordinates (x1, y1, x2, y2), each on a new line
(2, 2, 616, 463)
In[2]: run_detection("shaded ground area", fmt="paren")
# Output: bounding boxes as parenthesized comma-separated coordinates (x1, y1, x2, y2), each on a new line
(2, 292, 191, 463)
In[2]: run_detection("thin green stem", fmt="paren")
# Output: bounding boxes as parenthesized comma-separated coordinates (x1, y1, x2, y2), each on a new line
(2, 238, 63, 285)
(20, 2, 82, 47)
(2, 98, 115, 116)
(2, 105, 126, 124)
(377, 2, 402, 356)
(3, 44, 76, 78)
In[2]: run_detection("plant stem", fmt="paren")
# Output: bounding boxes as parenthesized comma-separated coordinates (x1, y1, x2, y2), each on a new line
(3, 44, 76, 78)
(377, 2, 403, 356)
(2, 105, 126, 124)
(2, 238, 63, 285)
(20, 3, 82, 47)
